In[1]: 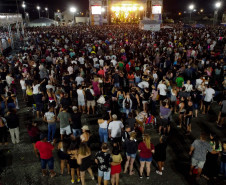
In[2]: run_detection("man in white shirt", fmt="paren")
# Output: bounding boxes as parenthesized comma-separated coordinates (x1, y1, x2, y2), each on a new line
(203, 85, 215, 114)
(108, 114, 124, 144)
(157, 80, 167, 105)
(20, 77, 26, 100)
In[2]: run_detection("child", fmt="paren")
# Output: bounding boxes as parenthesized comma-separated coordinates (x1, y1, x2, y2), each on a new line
(220, 141, 226, 178)
(155, 135, 167, 175)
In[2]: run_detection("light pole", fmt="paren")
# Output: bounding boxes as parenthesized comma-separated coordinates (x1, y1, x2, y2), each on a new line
(70, 7, 77, 25)
(45, 7, 49, 18)
(37, 6, 41, 18)
(22, 1, 26, 18)
(214, 1, 222, 25)
(188, 4, 194, 24)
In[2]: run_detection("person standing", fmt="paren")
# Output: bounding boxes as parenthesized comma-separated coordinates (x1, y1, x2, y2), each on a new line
(123, 132, 138, 175)
(202, 84, 215, 114)
(95, 143, 112, 185)
(77, 143, 95, 185)
(189, 133, 217, 180)
(34, 133, 56, 177)
(57, 107, 72, 140)
(0, 117, 8, 145)
(77, 85, 86, 113)
(85, 84, 95, 115)
(98, 113, 111, 143)
(5, 109, 19, 144)
(220, 141, 226, 178)
(108, 114, 124, 148)
(71, 106, 82, 138)
(43, 106, 56, 142)
(155, 135, 167, 176)
(138, 134, 155, 179)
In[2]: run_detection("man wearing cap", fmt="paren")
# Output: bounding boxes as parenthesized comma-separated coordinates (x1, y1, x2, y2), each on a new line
(35, 134, 56, 177)
(57, 107, 72, 140)
(71, 106, 82, 137)
(108, 114, 124, 146)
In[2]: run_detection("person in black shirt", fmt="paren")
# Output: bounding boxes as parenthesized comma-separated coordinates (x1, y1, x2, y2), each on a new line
(71, 106, 82, 138)
(185, 99, 193, 135)
(34, 88, 44, 118)
(123, 132, 138, 175)
(60, 92, 72, 108)
(5, 109, 20, 144)
(95, 143, 112, 185)
(155, 135, 167, 176)
(85, 85, 95, 115)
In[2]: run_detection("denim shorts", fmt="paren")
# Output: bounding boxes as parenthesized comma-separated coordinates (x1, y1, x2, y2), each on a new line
(126, 153, 137, 158)
(191, 158, 205, 169)
(41, 157, 54, 170)
(98, 169, 111, 180)
(140, 157, 152, 162)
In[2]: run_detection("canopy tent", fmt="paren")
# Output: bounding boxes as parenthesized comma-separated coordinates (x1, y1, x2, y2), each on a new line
(0, 13, 24, 54)
(28, 18, 58, 27)
(161, 25, 173, 29)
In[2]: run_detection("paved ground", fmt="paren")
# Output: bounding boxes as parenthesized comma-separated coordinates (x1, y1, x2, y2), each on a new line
(0, 86, 226, 185)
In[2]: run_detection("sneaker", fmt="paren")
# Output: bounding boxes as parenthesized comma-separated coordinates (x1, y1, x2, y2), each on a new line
(91, 176, 95, 180)
(147, 176, 149, 180)
(156, 170, 162, 175)
(71, 180, 75, 184)
(77, 178, 80, 182)
(139, 175, 143, 179)
(162, 167, 164, 171)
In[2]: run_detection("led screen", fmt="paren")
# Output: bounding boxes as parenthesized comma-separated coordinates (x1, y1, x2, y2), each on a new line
(152, 6, 162, 14)
(92, 6, 101, 15)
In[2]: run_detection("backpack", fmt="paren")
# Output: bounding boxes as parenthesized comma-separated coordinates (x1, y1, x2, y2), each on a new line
(125, 99, 130, 109)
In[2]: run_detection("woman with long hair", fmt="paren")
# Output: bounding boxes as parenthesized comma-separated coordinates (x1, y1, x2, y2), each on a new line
(77, 143, 95, 185)
(123, 132, 138, 175)
(67, 140, 80, 183)
(202, 132, 222, 180)
(57, 140, 70, 175)
(138, 134, 155, 179)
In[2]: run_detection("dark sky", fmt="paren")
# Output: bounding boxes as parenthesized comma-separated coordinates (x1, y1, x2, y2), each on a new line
(0, 0, 225, 19)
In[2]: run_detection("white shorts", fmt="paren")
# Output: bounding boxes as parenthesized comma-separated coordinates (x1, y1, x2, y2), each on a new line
(60, 125, 72, 135)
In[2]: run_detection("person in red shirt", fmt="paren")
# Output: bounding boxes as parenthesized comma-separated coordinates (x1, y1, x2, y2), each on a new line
(35, 133, 56, 177)
(138, 134, 155, 179)
(27, 122, 40, 153)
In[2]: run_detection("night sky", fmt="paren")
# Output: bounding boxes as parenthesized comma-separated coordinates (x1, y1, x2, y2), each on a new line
(0, 0, 225, 19)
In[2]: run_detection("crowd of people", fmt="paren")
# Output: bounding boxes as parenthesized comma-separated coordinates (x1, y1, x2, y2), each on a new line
(0, 24, 226, 184)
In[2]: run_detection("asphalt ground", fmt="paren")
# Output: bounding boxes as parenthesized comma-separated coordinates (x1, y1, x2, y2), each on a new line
(0, 88, 226, 185)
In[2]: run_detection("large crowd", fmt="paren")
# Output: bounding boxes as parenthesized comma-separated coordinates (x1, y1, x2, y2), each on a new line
(0, 24, 226, 184)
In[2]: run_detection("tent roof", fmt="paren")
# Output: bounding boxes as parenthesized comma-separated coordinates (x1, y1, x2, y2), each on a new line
(140, 20, 159, 24)
(30, 17, 57, 24)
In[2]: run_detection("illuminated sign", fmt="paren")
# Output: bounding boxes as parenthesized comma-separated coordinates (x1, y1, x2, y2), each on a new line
(91, 6, 102, 15)
(152, 6, 162, 14)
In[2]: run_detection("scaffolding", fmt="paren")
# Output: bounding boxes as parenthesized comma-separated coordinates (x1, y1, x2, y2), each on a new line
(0, 13, 24, 54)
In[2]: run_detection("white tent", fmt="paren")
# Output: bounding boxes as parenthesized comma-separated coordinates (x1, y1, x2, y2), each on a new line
(28, 18, 58, 27)
(139, 20, 161, 31)
(161, 25, 173, 29)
